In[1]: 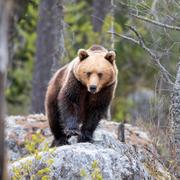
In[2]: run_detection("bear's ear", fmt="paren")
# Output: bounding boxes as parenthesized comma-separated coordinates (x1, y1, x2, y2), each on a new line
(78, 49, 89, 61)
(105, 51, 116, 64)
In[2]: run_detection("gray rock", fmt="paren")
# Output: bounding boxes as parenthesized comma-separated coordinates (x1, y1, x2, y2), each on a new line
(128, 88, 169, 126)
(7, 115, 172, 180)
(9, 143, 148, 180)
(128, 88, 155, 123)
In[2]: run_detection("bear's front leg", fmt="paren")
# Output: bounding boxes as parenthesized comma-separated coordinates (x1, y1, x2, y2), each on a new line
(78, 106, 107, 142)
(58, 95, 80, 138)
(63, 115, 80, 138)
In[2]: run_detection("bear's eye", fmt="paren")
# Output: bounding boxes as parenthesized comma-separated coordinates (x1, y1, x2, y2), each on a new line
(86, 72, 92, 77)
(98, 73, 103, 78)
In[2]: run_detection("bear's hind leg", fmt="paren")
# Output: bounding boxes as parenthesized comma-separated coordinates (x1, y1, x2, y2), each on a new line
(48, 110, 68, 147)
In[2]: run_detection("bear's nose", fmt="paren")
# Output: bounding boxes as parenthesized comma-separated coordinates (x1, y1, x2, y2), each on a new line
(89, 85, 97, 93)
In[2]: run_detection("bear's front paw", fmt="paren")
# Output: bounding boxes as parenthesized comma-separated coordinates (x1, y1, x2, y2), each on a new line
(78, 133, 93, 143)
(51, 137, 69, 147)
(64, 128, 80, 138)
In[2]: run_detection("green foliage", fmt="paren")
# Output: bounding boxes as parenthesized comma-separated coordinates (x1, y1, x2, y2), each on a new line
(25, 131, 46, 154)
(12, 131, 54, 179)
(113, 97, 134, 122)
(91, 160, 103, 180)
(12, 157, 53, 180)
(37, 168, 51, 176)
(64, 1, 122, 60)
(6, 0, 39, 115)
(12, 159, 33, 180)
(79, 160, 103, 179)
(80, 168, 87, 177)
(64, 1, 99, 61)
(101, 14, 122, 46)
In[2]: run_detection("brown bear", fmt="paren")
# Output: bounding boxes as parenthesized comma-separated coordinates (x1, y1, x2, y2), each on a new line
(45, 45, 118, 147)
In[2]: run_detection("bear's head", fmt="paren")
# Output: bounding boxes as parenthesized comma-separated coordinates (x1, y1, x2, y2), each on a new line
(73, 45, 117, 94)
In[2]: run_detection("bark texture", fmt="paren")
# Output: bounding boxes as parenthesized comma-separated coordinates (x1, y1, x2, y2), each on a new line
(92, 0, 110, 32)
(0, 0, 12, 179)
(170, 63, 180, 178)
(0, 73, 6, 180)
(8, 0, 29, 64)
(31, 0, 64, 113)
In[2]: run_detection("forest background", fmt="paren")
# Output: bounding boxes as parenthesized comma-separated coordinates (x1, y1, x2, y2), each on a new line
(7, 0, 179, 122)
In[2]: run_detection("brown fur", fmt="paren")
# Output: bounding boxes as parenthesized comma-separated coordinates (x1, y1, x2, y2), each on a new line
(89, 45, 107, 51)
(45, 45, 118, 146)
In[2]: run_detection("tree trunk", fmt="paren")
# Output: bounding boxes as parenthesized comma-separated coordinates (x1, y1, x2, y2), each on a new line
(31, 0, 64, 113)
(0, 0, 12, 179)
(170, 62, 180, 178)
(0, 73, 6, 180)
(8, 0, 29, 64)
(92, 0, 110, 32)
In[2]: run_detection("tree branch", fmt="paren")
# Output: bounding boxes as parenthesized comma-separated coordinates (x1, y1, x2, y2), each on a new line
(130, 13, 180, 31)
(108, 27, 174, 84)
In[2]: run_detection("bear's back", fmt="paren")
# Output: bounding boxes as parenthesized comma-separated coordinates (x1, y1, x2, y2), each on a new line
(88, 45, 107, 52)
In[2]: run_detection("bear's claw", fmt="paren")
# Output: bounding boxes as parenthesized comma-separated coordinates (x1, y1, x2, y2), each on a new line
(64, 129, 80, 138)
